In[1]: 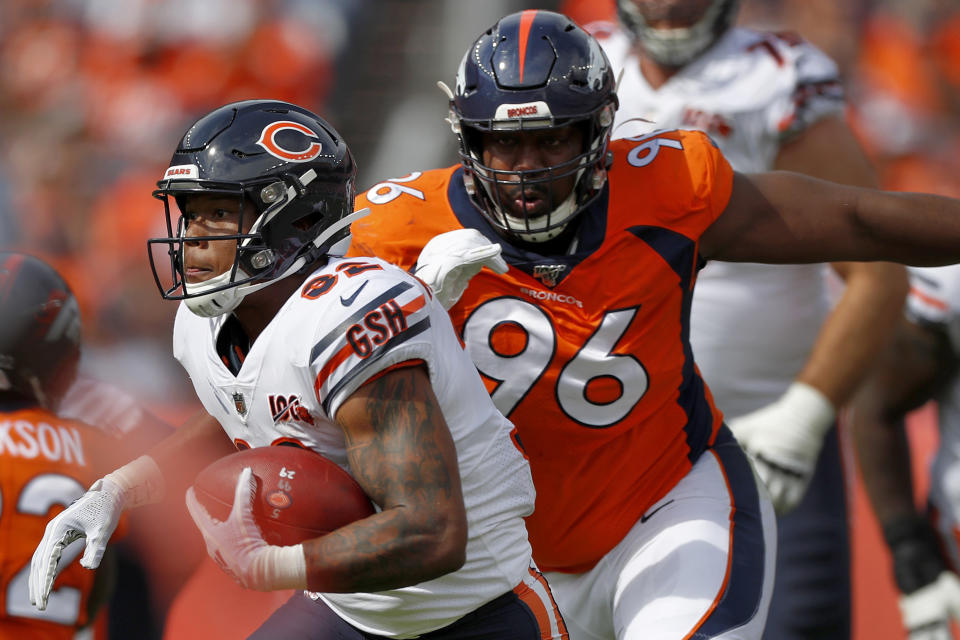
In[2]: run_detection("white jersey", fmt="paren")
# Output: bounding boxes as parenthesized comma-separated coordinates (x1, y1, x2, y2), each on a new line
(597, 25, 845, 417)
(904, 266, 960, 543)
(173, 256, 536, 638)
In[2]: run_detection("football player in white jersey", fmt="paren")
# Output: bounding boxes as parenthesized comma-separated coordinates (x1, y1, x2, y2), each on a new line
(590, 1, 908, 637)
(852, 266, 960, 639)
(28, 100, 568, 639)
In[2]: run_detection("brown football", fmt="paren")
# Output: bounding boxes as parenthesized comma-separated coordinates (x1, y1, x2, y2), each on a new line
(192, 445, 376, 546)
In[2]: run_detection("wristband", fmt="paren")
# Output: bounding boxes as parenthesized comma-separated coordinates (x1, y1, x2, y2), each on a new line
(255, 544, 308, 591)
(783, 381, 836, 439)
(104, 455, 165, 508)
(884, 514, 947, 594)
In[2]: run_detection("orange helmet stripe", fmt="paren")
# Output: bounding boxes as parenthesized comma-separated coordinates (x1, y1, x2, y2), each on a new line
(518, 9, 538, 83)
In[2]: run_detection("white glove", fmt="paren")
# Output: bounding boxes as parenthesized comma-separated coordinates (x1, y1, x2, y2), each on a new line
(29, 454, 164, 610)
(29, 476, 125, 610)
(185, 467, 306, 591)
(899, 571, 960, 639)
(727, 381, 835, 515)
(414, 228, 508, 309)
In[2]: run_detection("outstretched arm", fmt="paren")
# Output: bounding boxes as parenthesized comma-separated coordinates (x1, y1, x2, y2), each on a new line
(30, 410, 229, 610)
(701, 171, 960, 267)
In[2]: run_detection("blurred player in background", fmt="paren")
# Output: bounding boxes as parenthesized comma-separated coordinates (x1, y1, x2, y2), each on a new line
(589, 1, 907, 637)
(851, 266, 960, 639)
(0, 251, 121, 638)
(30, 99, 567, 639)
(0, 250, 202, 639)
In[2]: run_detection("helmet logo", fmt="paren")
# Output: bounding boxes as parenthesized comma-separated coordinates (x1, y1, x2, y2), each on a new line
(257, 121, 324, 162)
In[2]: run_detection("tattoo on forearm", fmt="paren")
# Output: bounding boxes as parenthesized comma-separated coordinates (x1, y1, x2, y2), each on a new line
(307, 369, 462, 592)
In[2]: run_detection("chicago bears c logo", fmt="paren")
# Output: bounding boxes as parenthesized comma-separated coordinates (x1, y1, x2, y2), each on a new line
(257, 121, 324, 162)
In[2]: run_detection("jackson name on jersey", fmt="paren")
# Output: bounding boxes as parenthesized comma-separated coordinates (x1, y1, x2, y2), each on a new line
(1, 407, 114, 638)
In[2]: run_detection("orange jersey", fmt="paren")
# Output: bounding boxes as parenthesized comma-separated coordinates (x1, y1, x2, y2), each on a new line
(350, 130, 734, 573)
(0, 404, 114, 638)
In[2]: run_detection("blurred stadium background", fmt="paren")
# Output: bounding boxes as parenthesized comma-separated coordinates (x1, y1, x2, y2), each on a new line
(1, 0, 958, 637)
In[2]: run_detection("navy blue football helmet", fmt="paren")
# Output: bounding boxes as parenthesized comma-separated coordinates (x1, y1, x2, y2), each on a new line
(149, 100, 361, 317)
(448, 10, 618, 243)
(616, 0, 739, 67)
(0, 252, 81, 409)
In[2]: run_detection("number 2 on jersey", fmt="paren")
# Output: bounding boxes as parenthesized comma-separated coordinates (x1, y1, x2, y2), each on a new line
(5, 474, 86, 624)
(464, 298, 649, 428)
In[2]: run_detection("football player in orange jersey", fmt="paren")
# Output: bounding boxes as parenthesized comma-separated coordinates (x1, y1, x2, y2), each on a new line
(0, 252, 202, 640)
(345, 9, 960, 639)
(0, 251, 122, 639)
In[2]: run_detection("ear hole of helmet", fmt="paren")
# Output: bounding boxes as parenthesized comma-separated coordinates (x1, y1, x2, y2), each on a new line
(255, 179, 352, 268)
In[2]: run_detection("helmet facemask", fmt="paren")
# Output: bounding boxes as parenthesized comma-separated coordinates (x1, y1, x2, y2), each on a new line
(151, 167, 357, 318)
(447, 10, 618, 245)
(617, 0, 739, 68)
(455, 105, 615, 243)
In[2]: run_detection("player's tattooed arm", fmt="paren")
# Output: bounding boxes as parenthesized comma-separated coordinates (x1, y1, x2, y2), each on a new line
(302, 364, 467, 593)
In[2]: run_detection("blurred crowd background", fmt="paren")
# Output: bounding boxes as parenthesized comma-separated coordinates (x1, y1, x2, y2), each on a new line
(3, 0, 959, 422)
(3, 0, 960, 638)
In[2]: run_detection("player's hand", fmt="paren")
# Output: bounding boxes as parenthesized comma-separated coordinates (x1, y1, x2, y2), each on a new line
(414, 228, 508, 309)
(899, 572, 960, 639)
(185, 467, 305, 591)
(29, 477, 125, 610)
(886, 515, 960, 639)
(727, 381, 835, 515)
